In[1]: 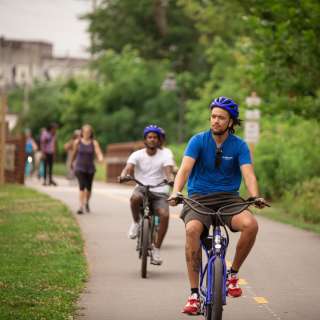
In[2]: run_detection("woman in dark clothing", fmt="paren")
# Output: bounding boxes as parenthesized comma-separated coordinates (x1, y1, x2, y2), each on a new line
(40, 123, 58, 186)
(71, 124, 104, 214)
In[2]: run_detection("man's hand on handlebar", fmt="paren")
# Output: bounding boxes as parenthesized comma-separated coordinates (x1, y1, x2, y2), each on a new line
(118, 175, 132, 183)
(248, 196, 270, 209)
(168, 192, 183, 206)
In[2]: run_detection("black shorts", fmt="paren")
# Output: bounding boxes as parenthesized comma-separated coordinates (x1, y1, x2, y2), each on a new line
(75, 171, 94, 191)
(180, 192, 247, 234)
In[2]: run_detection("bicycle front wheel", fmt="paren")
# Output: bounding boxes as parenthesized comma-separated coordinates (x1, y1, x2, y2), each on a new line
(141, 218, 150, 278)
(211, 257, 223, 320)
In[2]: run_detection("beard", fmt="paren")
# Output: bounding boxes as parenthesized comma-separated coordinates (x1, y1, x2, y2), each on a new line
(144, 141, 159, 149)
(212, 127, 228, 136)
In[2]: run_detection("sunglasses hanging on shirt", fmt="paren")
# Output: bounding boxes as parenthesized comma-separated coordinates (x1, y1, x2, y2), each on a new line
(215, 147, 222, 168)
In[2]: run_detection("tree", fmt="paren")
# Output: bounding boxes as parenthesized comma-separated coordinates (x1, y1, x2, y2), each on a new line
(85, 0, 206, 72)
(247, 0, 320, 97)
(19, 82, 64, 138)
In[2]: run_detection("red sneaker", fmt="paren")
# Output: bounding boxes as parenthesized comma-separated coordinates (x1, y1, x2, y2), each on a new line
(227, 273, 242, 298)
(182, 293, 201, 315)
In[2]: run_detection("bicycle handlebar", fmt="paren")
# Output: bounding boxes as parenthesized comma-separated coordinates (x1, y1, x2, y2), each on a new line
(119, 175, 173, 188)
(174, 193, 269, 217)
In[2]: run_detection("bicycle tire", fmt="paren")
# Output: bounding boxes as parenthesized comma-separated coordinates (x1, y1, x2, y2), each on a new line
(141, 218, 150, 278)
(211, 257, 223, 320)
(206, 287, 212, 320)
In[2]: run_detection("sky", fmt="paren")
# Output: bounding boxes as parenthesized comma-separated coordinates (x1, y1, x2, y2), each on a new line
(0, 0, 91, 58)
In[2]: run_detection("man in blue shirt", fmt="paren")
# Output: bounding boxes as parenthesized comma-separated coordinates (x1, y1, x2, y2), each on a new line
(169, 96, 268, 315)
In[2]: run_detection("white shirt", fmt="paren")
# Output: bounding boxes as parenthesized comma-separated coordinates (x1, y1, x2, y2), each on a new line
(127, 148, 174, 193)
(162, 147, 175, 164)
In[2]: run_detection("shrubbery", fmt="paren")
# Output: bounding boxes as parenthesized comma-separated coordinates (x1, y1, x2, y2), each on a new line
(254, 116, 320, 199)
(168, 143, 187, 167)
(283, 178, 320, 224)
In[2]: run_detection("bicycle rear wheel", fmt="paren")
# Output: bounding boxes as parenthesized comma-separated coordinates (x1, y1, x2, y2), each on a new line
(211, 257, 223, 320)
(141, 218, 150, 278)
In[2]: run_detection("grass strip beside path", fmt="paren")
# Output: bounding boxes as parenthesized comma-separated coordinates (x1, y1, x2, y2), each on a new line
(255, 204, 320, 235)
(0, 184, 87, 320)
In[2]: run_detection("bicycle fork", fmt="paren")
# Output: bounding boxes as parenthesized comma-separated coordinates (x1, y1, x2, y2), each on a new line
(201, 228, 228, 309)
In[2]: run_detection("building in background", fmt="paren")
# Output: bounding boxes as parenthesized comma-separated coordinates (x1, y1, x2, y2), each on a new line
(0, 36, 88, 88)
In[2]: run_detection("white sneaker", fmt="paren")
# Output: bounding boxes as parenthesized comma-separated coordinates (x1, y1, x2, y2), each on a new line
(151, 247, 163, 265)
(128, 222, 139, 239)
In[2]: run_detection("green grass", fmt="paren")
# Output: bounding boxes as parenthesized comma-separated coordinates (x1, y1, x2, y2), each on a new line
(254, 202, 320, 234)
(0, 185, 87, 320)
(52, 162, 68, 177)
(53, 162, 106, 182)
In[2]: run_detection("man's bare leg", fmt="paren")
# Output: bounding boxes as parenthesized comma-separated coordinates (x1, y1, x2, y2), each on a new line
(155, 208, 169, 249)
(130, 194, 143, 223)
(185, 220, 204, 288)
(230, 210, 259, 271)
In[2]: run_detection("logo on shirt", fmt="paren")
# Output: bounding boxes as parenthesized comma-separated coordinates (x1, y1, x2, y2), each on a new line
(222, 156, 233, 160)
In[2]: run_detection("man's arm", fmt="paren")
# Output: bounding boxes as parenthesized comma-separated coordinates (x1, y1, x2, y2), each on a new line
(241, 164, 259, 198)
(164, 165, 174, 184)
(120, 163, 135, 179)
(168, 156, 196, 205)
(241, 164, 268, 208)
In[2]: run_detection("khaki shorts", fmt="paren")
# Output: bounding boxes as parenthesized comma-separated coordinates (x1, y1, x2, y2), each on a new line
(133, 186, 169, 212)
(180, 192, 247, 234)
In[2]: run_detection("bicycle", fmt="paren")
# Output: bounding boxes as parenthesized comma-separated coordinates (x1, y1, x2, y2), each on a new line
(120, 175, 171, 278)
(174, 193, 269, 320)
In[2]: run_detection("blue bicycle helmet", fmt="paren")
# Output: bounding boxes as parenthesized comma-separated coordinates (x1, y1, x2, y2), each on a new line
(143, 125, 162, 138)
(209, 96, 239, 119)
(158, 127, 166, 140)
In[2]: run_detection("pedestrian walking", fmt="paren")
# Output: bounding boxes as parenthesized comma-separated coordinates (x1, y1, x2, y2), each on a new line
(71, 124, 104, 214)
(40, 123, 58, 186)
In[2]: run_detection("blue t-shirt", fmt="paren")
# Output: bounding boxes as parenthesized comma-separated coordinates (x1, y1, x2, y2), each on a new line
(184, 130, 252, 196)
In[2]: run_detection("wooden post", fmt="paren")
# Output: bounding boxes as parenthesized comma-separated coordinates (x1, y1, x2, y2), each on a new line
(0, 91, 6, 185)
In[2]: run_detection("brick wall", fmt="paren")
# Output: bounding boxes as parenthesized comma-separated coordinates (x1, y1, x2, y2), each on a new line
(5, 135, 25, 184)
(105, 141, 144, 182)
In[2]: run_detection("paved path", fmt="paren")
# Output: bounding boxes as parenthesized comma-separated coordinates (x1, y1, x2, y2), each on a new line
(27, 177, 320, 320)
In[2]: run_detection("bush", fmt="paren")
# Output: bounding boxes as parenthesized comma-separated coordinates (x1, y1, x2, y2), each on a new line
(168, 143, 187, 167)
(254, 116, 320, 199)
(282, 178, 320, 224)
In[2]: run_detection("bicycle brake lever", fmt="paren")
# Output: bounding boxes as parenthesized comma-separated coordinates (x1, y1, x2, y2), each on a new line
(175, 192, 184, 204)
(120, 175, 133, 183)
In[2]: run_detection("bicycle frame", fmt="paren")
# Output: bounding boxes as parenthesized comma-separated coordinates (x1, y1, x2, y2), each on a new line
(120, 175, 170, 278)
(176, 194, 262, 318)
(200, 224, 228, 310)
(137, 187, 156, 256)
